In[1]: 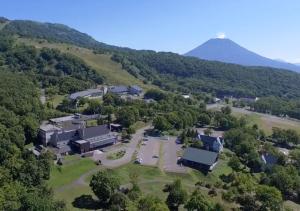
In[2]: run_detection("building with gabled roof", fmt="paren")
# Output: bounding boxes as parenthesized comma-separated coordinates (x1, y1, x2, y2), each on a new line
(181, 147, 219, 171)
(69, 89, 104, 100)
(109, 85, 129, 95)
(197, 134, 224, 153)
(108, 85, 143, 96)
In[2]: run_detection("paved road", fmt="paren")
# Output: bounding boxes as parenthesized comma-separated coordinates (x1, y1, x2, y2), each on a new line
(93, 125, 151, 168)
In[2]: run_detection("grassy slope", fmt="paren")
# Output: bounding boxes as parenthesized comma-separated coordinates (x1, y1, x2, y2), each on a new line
(17, 38, 155, 90)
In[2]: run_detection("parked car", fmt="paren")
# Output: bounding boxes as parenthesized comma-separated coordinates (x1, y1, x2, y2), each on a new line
(177, 157, 183, 165)
(134, 158, 143, 164)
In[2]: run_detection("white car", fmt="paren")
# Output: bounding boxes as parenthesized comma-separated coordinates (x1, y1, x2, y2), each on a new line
(134, 158, 143, 164)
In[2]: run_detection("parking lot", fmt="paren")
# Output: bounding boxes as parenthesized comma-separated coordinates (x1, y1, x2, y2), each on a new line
(137, 137, 161, 166)
(162, 137, 187, 173)
(136, 136, 187, 173)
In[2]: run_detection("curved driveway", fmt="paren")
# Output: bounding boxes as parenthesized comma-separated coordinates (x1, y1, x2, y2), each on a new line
(93, 126, 151, 168)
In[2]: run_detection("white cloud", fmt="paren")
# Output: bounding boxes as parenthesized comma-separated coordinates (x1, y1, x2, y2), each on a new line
(216, 32, 226, 39)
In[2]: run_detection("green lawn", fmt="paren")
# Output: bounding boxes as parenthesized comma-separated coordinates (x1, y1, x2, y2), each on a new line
(232, 110, 300, 135)
(54, 185, 94, 211)
(48, 158, 96, 189)
(49, 155, 236, 210)
(48, 94, 66, 108)
(210, 104, 300, 135)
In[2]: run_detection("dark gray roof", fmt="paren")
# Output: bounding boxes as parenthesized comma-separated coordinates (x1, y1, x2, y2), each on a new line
(199, 135, 218, 148)
(69, 89, 103, 100)
(182, 147, 218, 166)
(81, 125, 110, 139)
(56, 130, 78, 142)
(57, 145, 72, 154)
(130, 85, 142, 91)
(262, 153, 278, 165)
(109, 86, 128, 94)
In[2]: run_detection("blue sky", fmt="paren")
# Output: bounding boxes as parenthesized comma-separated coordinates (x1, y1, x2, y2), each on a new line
(1, 0, 300, 63)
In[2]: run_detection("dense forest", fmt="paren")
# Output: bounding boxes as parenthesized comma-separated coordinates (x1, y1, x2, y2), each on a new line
(0, 70, 65, 210)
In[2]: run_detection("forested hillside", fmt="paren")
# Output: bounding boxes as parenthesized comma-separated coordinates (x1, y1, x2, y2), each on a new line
(0, 35, 104, 95)
(0, 70, 65, 210)
(112, 51, 300, 98)
(1, 19, 110, 50)
(3, 19, 300, 100)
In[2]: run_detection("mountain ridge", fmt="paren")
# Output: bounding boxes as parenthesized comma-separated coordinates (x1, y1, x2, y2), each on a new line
(185, 38, 300, 72)
(2, 18, 300, 99)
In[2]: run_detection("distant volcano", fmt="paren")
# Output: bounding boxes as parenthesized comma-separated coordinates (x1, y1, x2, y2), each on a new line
(185, 38, 300, 72)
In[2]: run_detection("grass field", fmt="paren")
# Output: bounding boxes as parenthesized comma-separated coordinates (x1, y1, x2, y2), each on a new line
(48, 151, 298, 210)
(49, 152, 235, 210)
(210, 104, 300, 135)
(18, 38, 156, 90)
(48, 157, 96, 189)
(232, 110, 300, 135)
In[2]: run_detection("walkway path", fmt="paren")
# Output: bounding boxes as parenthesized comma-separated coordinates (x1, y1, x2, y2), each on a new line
(93, 125, 151, 168)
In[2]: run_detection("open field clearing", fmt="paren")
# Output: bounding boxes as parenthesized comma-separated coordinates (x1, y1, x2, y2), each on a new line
(208, 104, 300, 135)
(231, 107, 300, 135)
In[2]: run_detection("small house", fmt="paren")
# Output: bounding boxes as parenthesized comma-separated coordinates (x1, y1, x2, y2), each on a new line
(261, 152, 278, 167)
(197, 134, 224, 153)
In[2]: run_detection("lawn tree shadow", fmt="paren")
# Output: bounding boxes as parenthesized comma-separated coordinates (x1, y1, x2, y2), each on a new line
(72, 194, 104, 210)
